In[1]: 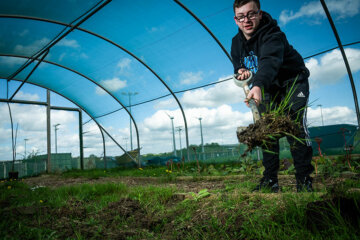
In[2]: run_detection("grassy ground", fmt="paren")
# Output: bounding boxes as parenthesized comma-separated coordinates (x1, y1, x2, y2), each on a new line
(1, 159, 360, 240)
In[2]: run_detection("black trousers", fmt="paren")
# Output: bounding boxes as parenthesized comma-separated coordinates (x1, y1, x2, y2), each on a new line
(259, 74, 314, 181)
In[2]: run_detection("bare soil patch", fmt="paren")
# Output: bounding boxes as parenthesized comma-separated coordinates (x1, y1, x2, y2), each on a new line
(3, 173, 359, 239)
(23, 173, 353, 193)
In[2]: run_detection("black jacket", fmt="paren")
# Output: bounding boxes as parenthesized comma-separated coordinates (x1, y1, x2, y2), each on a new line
(231, 11, 309, 93)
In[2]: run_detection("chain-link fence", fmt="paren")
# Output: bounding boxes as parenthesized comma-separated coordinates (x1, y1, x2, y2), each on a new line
(1, 124, 359, 179)
(0, 160, 46, 179)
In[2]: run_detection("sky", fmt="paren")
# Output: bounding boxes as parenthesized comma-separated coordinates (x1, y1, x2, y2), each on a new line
(0, 0, 359, 160)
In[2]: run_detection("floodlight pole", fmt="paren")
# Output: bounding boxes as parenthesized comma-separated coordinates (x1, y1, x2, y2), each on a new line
(54, 123, 60, 154)
(198, 118, 205, 160)
(320, 0, 360, 126)
(176, 126, 182, 159)
(24, 138, 29, 160)
(168, 115, 177, 157)
(123, 137, 128, 151)
(122, 92, 138, 151)
(318, 104, 324, 126)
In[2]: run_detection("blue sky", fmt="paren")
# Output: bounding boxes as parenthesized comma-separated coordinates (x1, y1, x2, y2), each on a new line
(0, 0, 359, 160)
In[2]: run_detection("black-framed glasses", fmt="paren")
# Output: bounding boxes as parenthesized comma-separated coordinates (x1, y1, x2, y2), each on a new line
(234, 10, 260, 22)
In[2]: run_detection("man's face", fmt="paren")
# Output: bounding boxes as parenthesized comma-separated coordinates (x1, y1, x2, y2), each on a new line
(234, 1, 262, 40)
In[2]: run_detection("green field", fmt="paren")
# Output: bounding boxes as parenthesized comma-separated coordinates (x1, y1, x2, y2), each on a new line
(1, 157, 360, 240)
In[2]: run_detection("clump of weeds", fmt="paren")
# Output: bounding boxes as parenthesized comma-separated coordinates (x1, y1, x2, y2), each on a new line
(238, 78, 305, 156)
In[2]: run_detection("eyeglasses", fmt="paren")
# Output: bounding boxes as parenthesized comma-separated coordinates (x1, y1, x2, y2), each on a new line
(234, 10, 260, 22)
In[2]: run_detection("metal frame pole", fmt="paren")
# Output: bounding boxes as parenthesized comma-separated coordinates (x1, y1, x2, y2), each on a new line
(173, 0, 232, 62)
(5, 0, 111, 84)
(320, 0, 360, 126)
(78, 110, 84, 170)
(46, 90, 51, 173)
(98, 125, 139, 165)
(1, 84, 136, 167)
(3, 56, 139, 164)
(129, 94, 133, 151)
(9, 50, 49, 101)
(6, 103, 15, 171)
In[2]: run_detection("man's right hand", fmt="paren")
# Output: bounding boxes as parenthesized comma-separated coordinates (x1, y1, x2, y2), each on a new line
(236, 68, 251, 80)
(246, 86, 261, 107)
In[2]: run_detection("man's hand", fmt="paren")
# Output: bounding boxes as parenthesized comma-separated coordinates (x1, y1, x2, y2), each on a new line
(245, 86, 261, 107)
(236, 68, 251, 80)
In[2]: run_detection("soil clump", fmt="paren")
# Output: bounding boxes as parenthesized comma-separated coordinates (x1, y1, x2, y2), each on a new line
(237, 113, 300, 156)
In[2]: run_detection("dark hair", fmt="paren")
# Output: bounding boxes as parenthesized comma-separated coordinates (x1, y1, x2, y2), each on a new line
(233, 0, 260, 12)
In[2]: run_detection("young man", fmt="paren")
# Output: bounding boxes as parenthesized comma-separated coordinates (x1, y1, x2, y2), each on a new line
(231, 0, 314, 192)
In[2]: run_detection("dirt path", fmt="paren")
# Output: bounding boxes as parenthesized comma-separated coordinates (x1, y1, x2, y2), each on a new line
(23, 173, 358, 193)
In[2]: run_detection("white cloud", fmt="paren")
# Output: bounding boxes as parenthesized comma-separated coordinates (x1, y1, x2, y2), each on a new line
(0, 128, 11, 141)
(14, 37, 50, 55)
(80, 53, 88, 59)
(180, 71, 204, 85)
(154, 98, 177, 110)
(117, 58, 131, 73)
(146, 26, 164, 33)
(140, 105, 253, 153)
(147, 27, 159, 33)
(143, 110, 178, 131)
(279, 0, 360, 25)
(0, 104, 45, 132)
(51, 110, 77, 126)
(155, 75, 245, 109)
(0, 103, 79, 160)
(82, 122, 107, 155)
(306, 48, 360, 88)
(56, 38, 80, 48)
(0, 104, 76, 132)
(326, 0, 360, 18)
(101, 77, 127, 91)
(139, 104, 358, 153)
(181, 79, 245, 108)
(58, 52, 66, 62)
(13, 91, 40, 101)
(95, 87, 107, 95)
(58, 52, 88, 62)
(96, 77, 127, 95)
(307, 105, 356, 126)
(19, 29, 29, 37)
(0, 56, 27, 67)
(279, 1, 323, 25)
(1, 100, 358, 160)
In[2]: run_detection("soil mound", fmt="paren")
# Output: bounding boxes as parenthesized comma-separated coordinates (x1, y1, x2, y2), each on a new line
(306, 197, 360, 231)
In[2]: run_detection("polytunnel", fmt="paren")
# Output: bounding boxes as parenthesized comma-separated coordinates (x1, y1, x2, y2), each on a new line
(0, 0, 359, 175)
